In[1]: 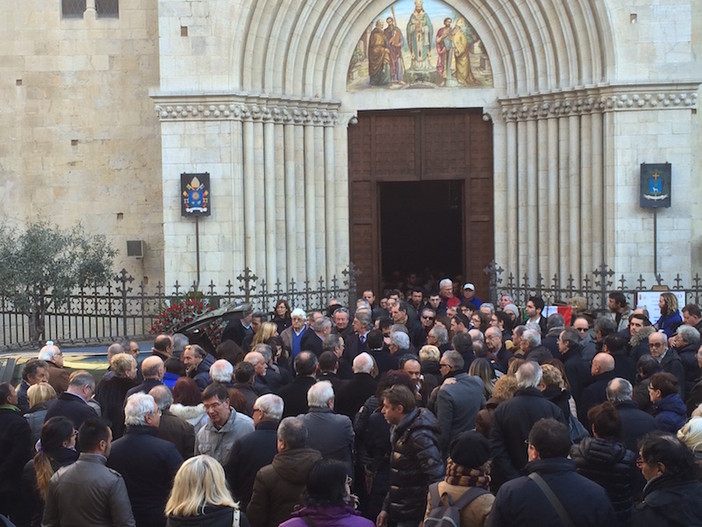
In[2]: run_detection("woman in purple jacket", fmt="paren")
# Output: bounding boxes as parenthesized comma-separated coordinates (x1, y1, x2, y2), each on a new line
(280, 459, 374, 527)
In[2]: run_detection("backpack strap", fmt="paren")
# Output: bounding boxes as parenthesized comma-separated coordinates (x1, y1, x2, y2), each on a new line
(451, 487, 490, 510)
(429, 482, 442, 509)
(528, 473, 576, 527)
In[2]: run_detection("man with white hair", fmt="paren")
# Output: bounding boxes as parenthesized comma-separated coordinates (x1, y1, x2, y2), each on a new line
(38, 340, 70, 394)
(224, 394, 283, 509)
(388, 330, 410, 359)
(280, 307, 308, 359)
(150, 384, 195, 459)
(436, 278, 460, 316)
(244, 351, 272, 395)
(210, 358, 234, 387)
(107, 393, 183, 527)
(334, 352, 378, 419)
(297, 381, 354, 475)
(489, 361, 565, 489)
(520, 328, 551, 363)
(606, 377, 657, 452)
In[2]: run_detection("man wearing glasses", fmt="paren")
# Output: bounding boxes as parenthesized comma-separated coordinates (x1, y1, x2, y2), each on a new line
(648, 332, 685, 395)
(195, 383, 254, 463)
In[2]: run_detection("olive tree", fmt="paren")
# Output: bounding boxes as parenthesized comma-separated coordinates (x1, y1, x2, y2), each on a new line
(0, 221, 116, 341)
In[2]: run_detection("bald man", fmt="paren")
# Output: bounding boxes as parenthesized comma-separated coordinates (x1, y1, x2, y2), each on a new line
(578, 353, 616, 429)
(125, 356, 164, 400)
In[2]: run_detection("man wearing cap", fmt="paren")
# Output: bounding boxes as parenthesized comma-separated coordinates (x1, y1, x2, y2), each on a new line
(461, 283, 483, 310)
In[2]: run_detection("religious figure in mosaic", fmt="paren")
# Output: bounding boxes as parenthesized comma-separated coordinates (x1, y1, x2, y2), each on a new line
(346, 0, 493, 91)
(435, 17, 454, 86)
(368, 20, 391, 86)
(384, 15, 405, 83)
(406, 0, 433, 70)
(452, 18, 476, 85)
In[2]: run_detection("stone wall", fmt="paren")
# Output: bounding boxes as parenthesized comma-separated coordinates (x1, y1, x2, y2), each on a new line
(0, 0, 164, 284)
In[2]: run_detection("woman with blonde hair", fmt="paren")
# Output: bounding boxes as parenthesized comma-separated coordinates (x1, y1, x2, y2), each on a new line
(251, 321, 278, 349)
(678, 416, 702, 453)
(166, 455, 249, 526)
(21, 416, 78, 527)
(24, 382, 57, 445)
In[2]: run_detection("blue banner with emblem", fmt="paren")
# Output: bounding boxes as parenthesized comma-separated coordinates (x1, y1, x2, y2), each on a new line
(181, 172, 211, 216)
(640, 163, 671, 209)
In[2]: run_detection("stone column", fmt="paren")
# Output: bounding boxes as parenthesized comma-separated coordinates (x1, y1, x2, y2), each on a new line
(568, 114, 581, 283)
(324, 125, 336, 280)
(304, 123, 317, 280)
(263, 119, 277, 286)
(284, 122, 298, 281)
(242, 119, 256, 271)
(505, 119, 518, 276)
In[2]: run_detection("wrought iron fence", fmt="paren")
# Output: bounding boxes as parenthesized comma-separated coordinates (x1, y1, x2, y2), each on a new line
(483, 261, 702, 313)
(0, 266, 358, 349)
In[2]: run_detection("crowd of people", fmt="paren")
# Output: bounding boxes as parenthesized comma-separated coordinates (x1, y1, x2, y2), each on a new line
(3, 281, 702, 527)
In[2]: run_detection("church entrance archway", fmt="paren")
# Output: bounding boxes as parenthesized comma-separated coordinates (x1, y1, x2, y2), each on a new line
(348, 108, 494, 297)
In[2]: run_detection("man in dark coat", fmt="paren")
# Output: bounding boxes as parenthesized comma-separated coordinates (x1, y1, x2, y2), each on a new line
(435, 350, 486, 457)
(671, 324, 701, 397)
(150, 385, 195, 459)
(0, 383, 32, 525)
(125, 356, 165, 399)
(107, 392, 183, 527)
(232, 361, 260, 417)
(298, 381, 355, 476)
(649, 332, 686, 395)
(579, 352, 617, 430)
(366, 329, 397, 375)
(224, 394, 282, 510)
(606, 377, 658, 452)
(376, 384, 444, 527)
(45, 371, 98, 431)
(16, 359, 50, 413)
(279, 352, 318, 418)
(344, 311, 372, 363)
(485, 327, 512, 374)
(322, 333, 353, 380)
(490, 361, 565, 488)
(335, 352, 378, 420)
(150, 334, 174, 362)
(300, 316, 331, 357)
(183, 344, 215, 391)
(489, 418, 617, 527)
(557, 327, 592, 405)
(247, 417, 322, 527)
(316, 351, 347, 394)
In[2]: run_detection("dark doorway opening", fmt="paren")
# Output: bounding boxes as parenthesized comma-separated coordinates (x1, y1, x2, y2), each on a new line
(380, 180, 463, 288)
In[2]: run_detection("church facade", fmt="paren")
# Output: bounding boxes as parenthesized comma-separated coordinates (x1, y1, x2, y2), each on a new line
(2, 0, 701, 299)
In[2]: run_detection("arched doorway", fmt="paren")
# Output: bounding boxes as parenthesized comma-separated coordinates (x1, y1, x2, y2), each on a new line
(348, 108, 494, 297)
